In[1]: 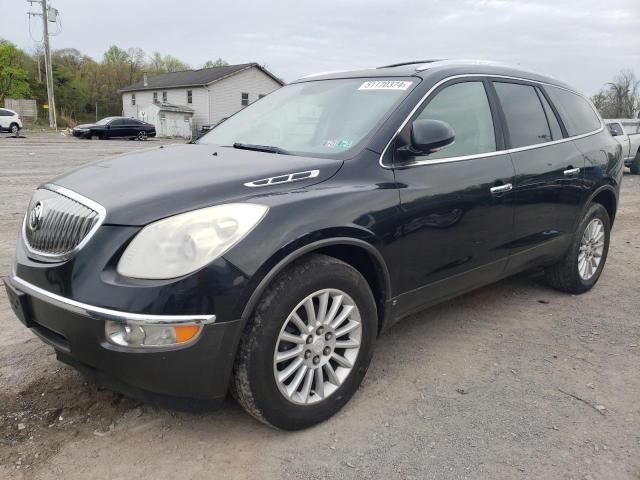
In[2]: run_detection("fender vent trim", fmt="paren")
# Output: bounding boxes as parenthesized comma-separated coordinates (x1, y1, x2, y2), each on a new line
(244, 170, 320, 188)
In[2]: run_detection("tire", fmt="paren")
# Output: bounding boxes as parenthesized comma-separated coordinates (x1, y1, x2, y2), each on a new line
(231, 254, 377, 430)
(10, 123, 19, 135)
(137, 130, 147, 141)
(630, 151, 640, 175)
(90, 132, 100, 140)
(545, 203, 610, 294)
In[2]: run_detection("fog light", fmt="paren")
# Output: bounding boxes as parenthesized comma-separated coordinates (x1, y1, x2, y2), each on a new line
(105, 321, 202, 348)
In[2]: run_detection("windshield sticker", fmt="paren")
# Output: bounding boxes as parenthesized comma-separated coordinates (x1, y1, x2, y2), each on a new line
(358, 81, 413, 91)
(323, 139, 353, 149)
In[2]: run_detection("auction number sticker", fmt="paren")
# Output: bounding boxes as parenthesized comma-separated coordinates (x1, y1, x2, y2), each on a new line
(358, 81, 413, 91)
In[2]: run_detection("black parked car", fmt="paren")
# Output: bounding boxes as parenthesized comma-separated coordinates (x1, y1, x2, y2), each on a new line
(5, 60, 622, 430)
(72, 116, 156, 140)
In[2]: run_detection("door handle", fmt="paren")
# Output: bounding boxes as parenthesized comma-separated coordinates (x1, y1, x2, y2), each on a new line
(563, 167, 581, 176)
(490, 183, 512, 194)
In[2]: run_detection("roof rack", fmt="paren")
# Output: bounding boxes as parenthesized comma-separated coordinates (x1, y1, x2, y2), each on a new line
(377, 60, 444, 69)
(301, 69, 349, 79)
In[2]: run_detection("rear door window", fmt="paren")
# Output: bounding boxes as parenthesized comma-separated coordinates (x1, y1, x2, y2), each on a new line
(494, 82, 552, 148)
(545, 87, 601, 136)
(537, 89, 563, 140)
(414, 81, 496, 160)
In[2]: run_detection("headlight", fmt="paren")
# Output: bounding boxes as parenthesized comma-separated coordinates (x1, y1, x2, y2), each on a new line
(105, 321, 202, 348)
(117, 203, 268, 279)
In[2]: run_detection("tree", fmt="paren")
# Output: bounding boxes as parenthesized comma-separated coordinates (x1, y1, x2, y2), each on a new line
(0, 40, 32, 104)
(103, 45, 129, 65)
(148, 52, 189, 74)
(592, 70, 640, 118)
(203, 58, 229, 68)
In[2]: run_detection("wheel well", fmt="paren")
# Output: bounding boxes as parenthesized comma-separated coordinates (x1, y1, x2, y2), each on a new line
(592, 189, 616, 225)
(314, 244, 388, 335)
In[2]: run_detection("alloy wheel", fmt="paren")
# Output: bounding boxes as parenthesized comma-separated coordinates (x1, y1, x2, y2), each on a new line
(273, 289, 362, 405)
(578, 218, 605, 280)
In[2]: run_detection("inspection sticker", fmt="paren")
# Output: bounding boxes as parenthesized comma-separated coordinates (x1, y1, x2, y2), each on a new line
(358, 80, 413, 91)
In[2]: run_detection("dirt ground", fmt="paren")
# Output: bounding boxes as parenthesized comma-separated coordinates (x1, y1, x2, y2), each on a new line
(0, 131, 638, 480)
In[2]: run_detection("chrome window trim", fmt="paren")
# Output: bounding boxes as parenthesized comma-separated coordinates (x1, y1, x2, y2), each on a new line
(22, 184, 107, 262)
(380, 73, 604, 169)
(9, 274, 216, 326)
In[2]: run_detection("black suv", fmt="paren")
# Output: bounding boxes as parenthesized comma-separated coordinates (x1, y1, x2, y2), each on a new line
(4, 60, 622, 430)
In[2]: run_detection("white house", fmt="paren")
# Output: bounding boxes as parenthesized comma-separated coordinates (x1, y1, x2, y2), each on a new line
(120, 63, 284, 136)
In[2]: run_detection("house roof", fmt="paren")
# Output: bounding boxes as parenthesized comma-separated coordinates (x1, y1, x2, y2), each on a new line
(120, 63, 285, 92)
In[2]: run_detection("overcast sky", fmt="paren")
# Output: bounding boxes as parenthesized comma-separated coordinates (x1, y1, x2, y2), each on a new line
(2, 0, 638, 94)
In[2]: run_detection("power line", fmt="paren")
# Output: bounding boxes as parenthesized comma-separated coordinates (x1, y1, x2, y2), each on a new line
(27, 0, 58, 130)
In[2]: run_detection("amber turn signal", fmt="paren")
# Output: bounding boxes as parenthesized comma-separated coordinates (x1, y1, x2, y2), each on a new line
(175, 325, 201, 343)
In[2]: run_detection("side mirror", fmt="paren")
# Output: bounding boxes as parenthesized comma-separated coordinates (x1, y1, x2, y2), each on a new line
(409, 119, 455, 154)
(607, 126, 619, 137)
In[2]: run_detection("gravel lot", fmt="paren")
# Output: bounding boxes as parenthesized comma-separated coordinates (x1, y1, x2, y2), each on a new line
(1, 131, 639, 479)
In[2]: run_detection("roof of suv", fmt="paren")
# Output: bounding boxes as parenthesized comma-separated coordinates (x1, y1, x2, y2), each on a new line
(295, 59, 574, 92)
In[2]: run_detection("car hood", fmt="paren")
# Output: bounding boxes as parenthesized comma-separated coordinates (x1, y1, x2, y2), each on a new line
(74, 123, 98, 129)
(50, 144, 343, 225)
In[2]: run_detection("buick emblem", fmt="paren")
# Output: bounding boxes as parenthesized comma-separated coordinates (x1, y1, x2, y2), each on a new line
(28, 201, 44, 232)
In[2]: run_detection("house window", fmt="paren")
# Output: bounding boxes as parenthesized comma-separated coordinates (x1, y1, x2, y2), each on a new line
(241, 92, 249, 106)
(131, 94, 136, 106)
(162, 91, 167, 102)
(187, 90, 193, 104)
(153, 92, 158, 102)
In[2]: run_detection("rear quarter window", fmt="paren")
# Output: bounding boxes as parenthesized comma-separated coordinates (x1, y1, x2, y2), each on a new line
(546, 87, 601, 136)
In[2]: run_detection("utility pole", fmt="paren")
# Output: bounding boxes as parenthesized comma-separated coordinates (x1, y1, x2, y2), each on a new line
(28, 0, 57, 129)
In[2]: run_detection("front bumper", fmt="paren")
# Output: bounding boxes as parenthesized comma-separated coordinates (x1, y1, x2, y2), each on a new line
(4, 274, 244, 410)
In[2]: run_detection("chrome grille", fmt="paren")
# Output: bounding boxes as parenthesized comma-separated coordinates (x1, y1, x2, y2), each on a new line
(23, 185, 105, 261)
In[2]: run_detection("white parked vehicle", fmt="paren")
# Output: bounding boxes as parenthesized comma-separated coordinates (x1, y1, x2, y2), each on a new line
(606, 119, 640, 174)
(0, 108, 23, 135)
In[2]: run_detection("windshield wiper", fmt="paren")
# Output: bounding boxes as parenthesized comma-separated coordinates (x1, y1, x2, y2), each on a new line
(233, 142, 291, 155)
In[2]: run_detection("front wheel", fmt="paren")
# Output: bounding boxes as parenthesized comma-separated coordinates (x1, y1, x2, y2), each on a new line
(231, 254, 377, 430)
(137, 130, 147, 141)
(545, 203, 610, 294)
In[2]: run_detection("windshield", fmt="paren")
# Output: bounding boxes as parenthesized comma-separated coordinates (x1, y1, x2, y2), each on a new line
(97, 117, 118, 125)
(197, 78, 417, 158)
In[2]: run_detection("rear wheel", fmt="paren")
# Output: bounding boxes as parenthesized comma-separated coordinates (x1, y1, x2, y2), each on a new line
(231, 254, 377, 430)
(545, 203, 610, 294)
(9, 123, 19, 135)
(630, 150, 640, 175)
